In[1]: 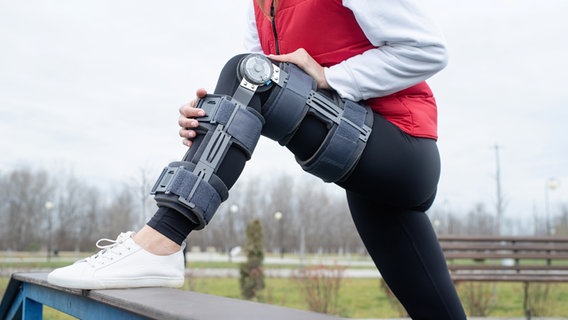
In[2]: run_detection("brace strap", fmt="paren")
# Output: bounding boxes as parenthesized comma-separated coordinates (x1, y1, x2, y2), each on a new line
(151, 162, 228, 228)
(261, 64, 313, 145)
(196, 95, 263, 160)
(298, 98, 372, 182)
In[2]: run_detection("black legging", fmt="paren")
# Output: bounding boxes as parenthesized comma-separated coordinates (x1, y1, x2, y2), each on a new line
(149, 54, 466, 319)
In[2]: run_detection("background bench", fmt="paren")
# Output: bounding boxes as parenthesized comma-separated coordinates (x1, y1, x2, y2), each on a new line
(438, 235, 568, 318)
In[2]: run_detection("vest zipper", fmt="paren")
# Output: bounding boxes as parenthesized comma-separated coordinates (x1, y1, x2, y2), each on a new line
(270, 1, 280, 54)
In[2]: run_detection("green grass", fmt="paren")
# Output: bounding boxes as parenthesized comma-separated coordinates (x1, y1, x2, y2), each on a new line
(183, 277, 392, 317)
(2, 254, 568, 318)
(2, 276, 568, 318)
(182, 277, 568, 318)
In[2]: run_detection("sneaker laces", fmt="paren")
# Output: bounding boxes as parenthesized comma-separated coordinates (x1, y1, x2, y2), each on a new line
(81, 231, 136, 267)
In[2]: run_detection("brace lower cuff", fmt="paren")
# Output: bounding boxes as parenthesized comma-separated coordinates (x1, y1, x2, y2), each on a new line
(151, 161, 228, 230)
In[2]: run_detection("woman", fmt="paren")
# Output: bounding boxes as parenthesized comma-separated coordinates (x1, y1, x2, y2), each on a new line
(49, 0, 466, 318)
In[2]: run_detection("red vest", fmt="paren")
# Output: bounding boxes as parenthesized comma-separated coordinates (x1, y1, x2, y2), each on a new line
(253, 0, 438, 139)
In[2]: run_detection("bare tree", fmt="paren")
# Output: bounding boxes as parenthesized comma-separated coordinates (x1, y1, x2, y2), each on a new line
(463, 203, 496, 236)
(103, 184, 137, 237)
(0, 168, 53, 250)
(553, 204, 568, 236)
(130, 167, 158, 230)
(53, 175, 94, 251)
(15, 165, 554, 254)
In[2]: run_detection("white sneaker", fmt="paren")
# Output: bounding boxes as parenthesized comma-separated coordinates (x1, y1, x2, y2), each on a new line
(47, 231, 185, 289)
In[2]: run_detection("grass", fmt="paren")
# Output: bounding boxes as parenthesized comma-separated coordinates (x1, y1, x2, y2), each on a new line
(2, 277, 568, 319)
(184, 277, 399, 318)
(2, 253, 568, 318)
(184, 277, 568, 318)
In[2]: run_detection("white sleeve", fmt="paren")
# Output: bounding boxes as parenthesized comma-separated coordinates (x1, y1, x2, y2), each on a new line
(325, 0, 449, 100)
(243, 2, 263, 53)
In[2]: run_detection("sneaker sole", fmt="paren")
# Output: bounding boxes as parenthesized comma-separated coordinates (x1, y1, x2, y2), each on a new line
(48, 275, 184, 290)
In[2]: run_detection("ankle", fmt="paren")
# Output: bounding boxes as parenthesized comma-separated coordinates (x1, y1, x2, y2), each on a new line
(133, 225, 182, 255)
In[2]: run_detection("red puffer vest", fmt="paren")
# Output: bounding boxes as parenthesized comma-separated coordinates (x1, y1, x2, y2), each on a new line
(253, 0, 438, 139)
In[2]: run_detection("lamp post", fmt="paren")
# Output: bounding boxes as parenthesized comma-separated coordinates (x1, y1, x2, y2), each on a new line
(45, 201, 54, 261)
(545, 178, 559, 235)
(228, 204, 238, 262)
(274, 211, 283, 258)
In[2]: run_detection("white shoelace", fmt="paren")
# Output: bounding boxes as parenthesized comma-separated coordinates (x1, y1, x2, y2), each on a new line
(82, 231, 135, 267)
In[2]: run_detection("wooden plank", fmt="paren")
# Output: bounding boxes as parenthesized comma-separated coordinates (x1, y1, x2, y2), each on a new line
(447, 265, 568, 271)
(438, 236, 568, 243)
(443, 252, 568, 260)
(450, 274, 568, 282)
(440, 243, 568, 251)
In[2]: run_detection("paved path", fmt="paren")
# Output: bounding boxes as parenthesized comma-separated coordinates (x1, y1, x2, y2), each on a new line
(188, 267, 379, 278)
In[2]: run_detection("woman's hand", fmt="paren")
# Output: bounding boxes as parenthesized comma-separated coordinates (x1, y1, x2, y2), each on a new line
(178, 88, 207, 147)
(268, 48, 330, 90)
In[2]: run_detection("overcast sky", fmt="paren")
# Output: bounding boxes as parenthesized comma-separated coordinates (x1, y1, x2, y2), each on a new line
(1, 0, 567, 233)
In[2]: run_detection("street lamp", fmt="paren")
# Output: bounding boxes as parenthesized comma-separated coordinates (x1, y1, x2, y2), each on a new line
(274, 211, 284, 258)
(228, 204, 239, 262)
(545, 178, 559, 235)
(45, 201, 54, 261)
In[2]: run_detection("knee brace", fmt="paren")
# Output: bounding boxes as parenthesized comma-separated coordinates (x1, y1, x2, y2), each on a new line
(151, 94, 264, 229)
(150, 53, 372, 228)
(253, 55, 374, 183)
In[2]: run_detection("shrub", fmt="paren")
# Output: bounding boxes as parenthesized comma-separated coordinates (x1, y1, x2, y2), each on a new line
(292, 264, 345, 315)
(239, 219, 265, 300)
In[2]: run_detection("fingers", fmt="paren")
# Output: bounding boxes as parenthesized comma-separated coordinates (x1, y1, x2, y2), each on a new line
(179, 88, 208, 117)
(268, 49, 330, 89)
(179, 128, 195, 147)
(178, 88, 208, 147)
(268, 48, 309, 65)
(195, 87, 207, 98)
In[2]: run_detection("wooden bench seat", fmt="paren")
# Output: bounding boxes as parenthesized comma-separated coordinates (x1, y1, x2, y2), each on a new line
(438, 235, 568, 283)
(438, 235, 568, 318)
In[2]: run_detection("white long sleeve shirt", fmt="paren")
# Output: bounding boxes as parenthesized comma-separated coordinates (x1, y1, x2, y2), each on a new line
(243, 0, 448, 100)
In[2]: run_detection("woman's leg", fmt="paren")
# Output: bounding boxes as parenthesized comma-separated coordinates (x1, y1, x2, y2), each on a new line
(47, 55, 262, 289)
(147, 54, 256, 245)
(148, 53, 330, 244)
(346, 191, 466, 319)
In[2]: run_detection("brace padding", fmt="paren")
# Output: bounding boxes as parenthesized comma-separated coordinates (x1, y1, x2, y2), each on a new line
(152, 161, 229, 230)
(261, 63, 315, 145)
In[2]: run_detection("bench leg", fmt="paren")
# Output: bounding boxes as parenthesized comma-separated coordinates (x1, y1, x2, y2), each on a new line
(523, 282, 531, 320)
(22, 297, 42, 320)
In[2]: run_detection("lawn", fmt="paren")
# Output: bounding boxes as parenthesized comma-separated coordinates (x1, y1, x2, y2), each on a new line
(2, 255, 568, 319)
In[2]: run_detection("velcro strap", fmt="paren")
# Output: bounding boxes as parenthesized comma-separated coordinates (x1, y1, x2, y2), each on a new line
(298, 99, 372, 183)
(197, 95, 263, 158)
(262, 64, 314, 144)
(151, 163, 228, 226)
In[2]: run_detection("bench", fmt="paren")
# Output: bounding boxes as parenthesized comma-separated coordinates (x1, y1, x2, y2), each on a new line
(438, 236, 568, 317)
(0, 273, 340, 320)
